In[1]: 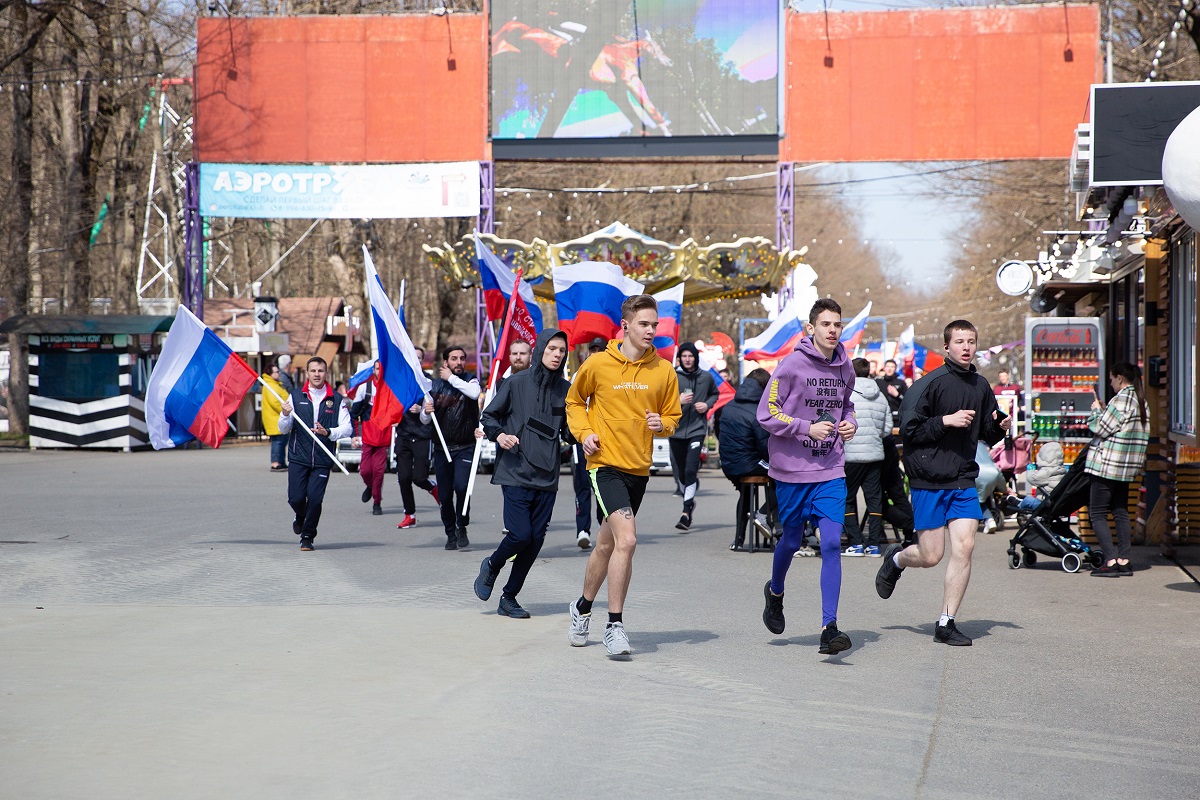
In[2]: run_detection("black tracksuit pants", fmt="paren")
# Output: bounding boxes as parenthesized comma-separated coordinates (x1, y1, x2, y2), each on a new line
(488, 486, 557, 599)
(434, 445, 474, 536)
(288, 462, 331, 538)
(844, 461, 886, 547)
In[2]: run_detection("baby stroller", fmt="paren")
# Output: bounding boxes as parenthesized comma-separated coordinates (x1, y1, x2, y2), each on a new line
(1005, 444, 1104, 573)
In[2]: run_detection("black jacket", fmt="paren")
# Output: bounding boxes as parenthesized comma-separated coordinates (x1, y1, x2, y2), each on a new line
(671, 365, 718, 440)
(899, 360, 1007, 490)
(398, 373, 433, 440)
(876, 373, 906, 422)
(398, 406, 432, 440)
(717, 377, 770, 479)
(428, 371, 480, 450)
(481, 329, 572, 491)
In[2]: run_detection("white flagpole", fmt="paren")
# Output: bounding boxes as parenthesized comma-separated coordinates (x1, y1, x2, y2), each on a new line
(462, 267, 525, 515)
(426, 394, 453, 462)
(462, 369, 501, 513)
(259, 376, 350, 475)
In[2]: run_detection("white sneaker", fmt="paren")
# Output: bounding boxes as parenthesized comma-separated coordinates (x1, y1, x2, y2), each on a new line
(604, 621, 631, 656)
(794, 544, 817, 558)
(983, 516, 998, 534)
(568, 603, 591, 647)
(577, 531, 591, 549)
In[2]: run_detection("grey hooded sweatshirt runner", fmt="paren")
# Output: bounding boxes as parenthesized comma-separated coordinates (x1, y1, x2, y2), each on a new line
(481, 329, 572, 491)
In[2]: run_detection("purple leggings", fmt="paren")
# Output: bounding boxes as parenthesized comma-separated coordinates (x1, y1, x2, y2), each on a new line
(770, 518, 843, 627)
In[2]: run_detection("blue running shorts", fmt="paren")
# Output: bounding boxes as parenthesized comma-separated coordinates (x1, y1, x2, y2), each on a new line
(911, 487, 984, 531)
(775, 478, 848, 529)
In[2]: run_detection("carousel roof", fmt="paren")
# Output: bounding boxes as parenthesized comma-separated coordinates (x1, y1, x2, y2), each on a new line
(423, 222, 807, 303)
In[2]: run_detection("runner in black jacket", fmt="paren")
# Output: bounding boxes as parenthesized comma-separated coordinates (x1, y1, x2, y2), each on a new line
(875, 320, 1010, 647)
(472, 329, 572, 618)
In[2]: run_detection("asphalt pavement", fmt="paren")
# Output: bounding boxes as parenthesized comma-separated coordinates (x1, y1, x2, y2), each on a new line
(1, 445, 1198, 799)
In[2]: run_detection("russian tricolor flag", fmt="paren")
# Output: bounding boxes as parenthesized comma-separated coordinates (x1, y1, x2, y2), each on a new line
(742, 301, 805, 362)
(475, 233, 543, 332)
(896, 324, 915, 359)
(146, 306, 258, 449)
(698, 351, 736, 417)
(364, 246, 432, 411)
(839, 301, 873, 350)
(652, 284, 684, 361)
(348, 361, 375, 398)
(553, 261, 644, 347)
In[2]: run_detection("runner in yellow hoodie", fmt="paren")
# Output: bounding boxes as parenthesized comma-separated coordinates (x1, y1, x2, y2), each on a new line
(565, 294, 682, 657)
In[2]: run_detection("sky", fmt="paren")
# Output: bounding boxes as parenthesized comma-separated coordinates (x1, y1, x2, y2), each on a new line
(828, 163, 969, 293)
(785, 0, 986, 291)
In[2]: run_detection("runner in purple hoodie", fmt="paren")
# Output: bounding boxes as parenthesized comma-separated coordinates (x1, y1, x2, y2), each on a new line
(756, 299, 858, 655)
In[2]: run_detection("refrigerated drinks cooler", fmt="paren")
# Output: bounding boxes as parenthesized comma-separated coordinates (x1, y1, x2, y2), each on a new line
(1025, 317, 1104, 466)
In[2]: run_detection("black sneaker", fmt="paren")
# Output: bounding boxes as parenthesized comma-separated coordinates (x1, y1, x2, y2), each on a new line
(934, 619, 972, 646)
(875, 544, 904, 599)
(372, 503, 382, 516)
(299, 535, 315, 552)
(1118, 561, 1134, 576)
(456, 529, 470, 548)
(293, 519, 302, 536)
(675, 512, 692, 531)
(445, 535, 458, 551)
(762, 581, 785, 635)
(1091, 562, 1121, 577)
(473, 556, 497, 601)
(361, 486, 372, 503)
(497, 595, 530, 618)
(819, 622, 852, 655)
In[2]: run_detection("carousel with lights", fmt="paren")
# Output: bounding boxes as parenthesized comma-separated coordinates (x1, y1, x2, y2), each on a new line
(423, 222, 809, 305)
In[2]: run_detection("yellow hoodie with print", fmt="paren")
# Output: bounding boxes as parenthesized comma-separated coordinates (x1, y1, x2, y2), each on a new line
(566, 340, 682, 476)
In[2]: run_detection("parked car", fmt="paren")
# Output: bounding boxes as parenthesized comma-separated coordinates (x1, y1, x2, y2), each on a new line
(650, 438, 672, 476)
(335, 437, 361, 471)
(478, 438, 497, 473)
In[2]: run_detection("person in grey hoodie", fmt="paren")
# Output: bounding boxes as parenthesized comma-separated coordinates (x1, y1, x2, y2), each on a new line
(843, 358, 892, 557)
(472, 329, 572, 619)
(670, 342, 718, 531)
(756, 298, 858, 656)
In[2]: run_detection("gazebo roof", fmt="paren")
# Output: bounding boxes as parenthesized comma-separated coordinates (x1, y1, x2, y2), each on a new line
(423, 221, 806, 304)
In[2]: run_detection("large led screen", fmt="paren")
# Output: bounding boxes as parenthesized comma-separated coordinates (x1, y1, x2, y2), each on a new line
(491, 0, 778, 139)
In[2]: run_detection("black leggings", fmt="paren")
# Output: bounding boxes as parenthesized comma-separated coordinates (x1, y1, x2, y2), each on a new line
(1088, 477, 1132, 562)
(669, 436, 703, 501)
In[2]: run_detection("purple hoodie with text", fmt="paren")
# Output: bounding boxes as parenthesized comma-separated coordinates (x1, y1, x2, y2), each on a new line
(756, 337, 857, 484)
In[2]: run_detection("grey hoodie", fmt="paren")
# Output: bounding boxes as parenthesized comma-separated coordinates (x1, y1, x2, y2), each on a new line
(845, 376, 890, 464)
(481, 329, 572, 491)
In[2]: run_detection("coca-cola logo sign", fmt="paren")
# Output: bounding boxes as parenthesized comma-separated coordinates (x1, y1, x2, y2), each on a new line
(1034, 327, 1093, 345)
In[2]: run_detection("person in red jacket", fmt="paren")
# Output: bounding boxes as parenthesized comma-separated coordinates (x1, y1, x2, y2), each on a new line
(351, 363, 401, 516)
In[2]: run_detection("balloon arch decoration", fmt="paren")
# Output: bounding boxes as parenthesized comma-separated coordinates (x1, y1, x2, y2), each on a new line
(423, 222, 808, 306)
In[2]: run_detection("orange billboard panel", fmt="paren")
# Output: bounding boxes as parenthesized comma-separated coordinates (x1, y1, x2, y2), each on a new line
(781, 5, 1100, 162)
(195, 15, 488, 163)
